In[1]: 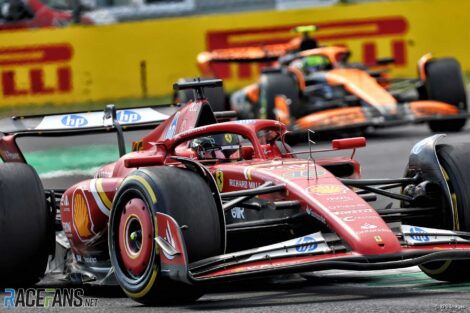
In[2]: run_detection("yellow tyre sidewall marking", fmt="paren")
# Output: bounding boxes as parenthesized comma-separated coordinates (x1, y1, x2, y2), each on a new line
(121, 174, 159, 298)
(421, 166, 459, 275)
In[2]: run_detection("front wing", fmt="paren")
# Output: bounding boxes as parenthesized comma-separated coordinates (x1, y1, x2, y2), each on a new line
(156, 213, 470, 283)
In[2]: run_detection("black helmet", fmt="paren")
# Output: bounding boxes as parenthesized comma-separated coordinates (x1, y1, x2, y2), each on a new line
(190, 133, 240, 160)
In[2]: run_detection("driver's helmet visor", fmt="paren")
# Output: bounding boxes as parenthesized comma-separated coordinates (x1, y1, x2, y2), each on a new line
(293, 55, 331, 74)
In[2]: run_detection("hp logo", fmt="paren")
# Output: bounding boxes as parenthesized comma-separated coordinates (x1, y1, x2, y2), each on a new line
(296, 236, 318, 253)
(409, 227, 430, 242)
(117, 110, 141, 124)
(61, 115, 88, 127)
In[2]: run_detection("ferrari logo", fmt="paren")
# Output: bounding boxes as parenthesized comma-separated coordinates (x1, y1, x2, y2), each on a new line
(374, 236, 383, 243)
(215, 170, 224, 191)
(224, 133, 233, 143)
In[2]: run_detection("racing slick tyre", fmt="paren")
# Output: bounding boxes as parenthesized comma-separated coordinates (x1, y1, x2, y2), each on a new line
(174, 77, 227, 112)
(425, 58, 467, 132)
(109, 167, 223, 305)
(0, 163, 49, 286)
(259, 72, 300, 120)
(419, 143, 470, 282)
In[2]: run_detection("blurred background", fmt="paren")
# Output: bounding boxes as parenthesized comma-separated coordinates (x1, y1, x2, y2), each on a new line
(0, 0, 468, 116)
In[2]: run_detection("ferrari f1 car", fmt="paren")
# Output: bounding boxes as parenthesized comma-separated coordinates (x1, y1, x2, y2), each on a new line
(2, 79, 470, 305)
(191, 26, 469, 133)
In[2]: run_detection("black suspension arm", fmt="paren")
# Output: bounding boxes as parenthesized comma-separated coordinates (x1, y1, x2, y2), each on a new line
(339, 175, 419, 186)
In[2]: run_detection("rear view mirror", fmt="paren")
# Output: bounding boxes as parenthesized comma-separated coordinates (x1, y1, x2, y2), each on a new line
(332, 137, 366, 150)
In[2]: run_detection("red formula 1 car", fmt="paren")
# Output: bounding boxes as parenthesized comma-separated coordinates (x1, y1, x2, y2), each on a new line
(2, 79, 470, 305)
(192, 26, 469, 134)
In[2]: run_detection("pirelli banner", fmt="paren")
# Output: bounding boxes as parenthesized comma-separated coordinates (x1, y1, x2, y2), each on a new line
(1, 0, 470, 106)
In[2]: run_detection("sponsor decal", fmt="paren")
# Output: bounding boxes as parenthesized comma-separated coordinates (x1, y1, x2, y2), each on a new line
(296, 236, 318, 253)
(72, 188, 94, 240)
(360, 223, 377, 230)
(235, 119, 257, 124)
(409, 226, 430, 242)
(325, 195, 354, 202)
(0, 288, 98, 308)
(117, 110, 141, 124)
(224, 133, 233, 143)
(357, 227, 392, 235)
(36, 108, 168, 130)
(0, 44, 73, 98)
(228, 179, 260, 189)
(283, 167, 326, 179)
(307, 184, 347, 195)
(374, 235, 383, 243)
(61, 114, 88, 128)
(333, 208, 374, 215)
(162, 221, 176, 260)
(165, 112, 180, 139)
(341, 214, 380, 222)
(215, 170, 224, 191)
(2, 151, 20, 161)
(231, 207, 245, 219)
(329, 203, 369, 210)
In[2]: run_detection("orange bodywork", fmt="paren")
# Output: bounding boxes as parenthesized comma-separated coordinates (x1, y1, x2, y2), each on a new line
(274, 95, 291, 125)
(409, 100, 459, 117)
(326, 69, 397, 111)
(287, 66, 306, 91)
(296, 107, 366, 130)
(197, 42, 299, 77)
(418, 53, 433, 81)
(244, 83, 260, 104)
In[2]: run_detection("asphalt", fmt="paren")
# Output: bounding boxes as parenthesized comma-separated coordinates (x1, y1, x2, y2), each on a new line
(4, 123, 470, 312)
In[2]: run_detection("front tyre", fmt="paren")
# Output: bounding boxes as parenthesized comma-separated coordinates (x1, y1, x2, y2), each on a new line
(419, 143, 470, 282)
(109, 167, 222, 305)
(425, 58, 467, 132)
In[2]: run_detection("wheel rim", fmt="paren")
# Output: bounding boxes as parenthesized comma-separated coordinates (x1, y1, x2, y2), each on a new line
(118, 198, 153, 277)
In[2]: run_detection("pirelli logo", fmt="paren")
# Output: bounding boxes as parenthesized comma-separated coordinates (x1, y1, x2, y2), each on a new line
(206, 16, 408, 80)
(0, 44, 73, 98)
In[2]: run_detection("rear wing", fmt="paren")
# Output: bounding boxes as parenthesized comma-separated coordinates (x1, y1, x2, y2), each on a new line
(0, 105, 178, 135)
(197, 44, 298, 77)
(0, 102, 236, 163)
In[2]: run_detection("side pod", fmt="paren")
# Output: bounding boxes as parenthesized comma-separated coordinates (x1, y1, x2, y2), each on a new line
(406, 134, 455, 228)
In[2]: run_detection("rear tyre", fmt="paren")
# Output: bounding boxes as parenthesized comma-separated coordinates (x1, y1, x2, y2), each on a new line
(425, 58, 467, 132)
(109, 167, 222, 305)
(419, 143, 470, 282)
(259, 72, 300, 120)
(0, 163, 49, 286)
(174, 77, 227, 112)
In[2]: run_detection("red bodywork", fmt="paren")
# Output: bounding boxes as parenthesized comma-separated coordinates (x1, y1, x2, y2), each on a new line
(0, 0, 92, 31)
(0, 98, 449, 280)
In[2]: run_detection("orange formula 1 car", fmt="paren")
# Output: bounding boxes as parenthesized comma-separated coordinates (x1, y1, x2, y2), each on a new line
(192, 26, 469, 134)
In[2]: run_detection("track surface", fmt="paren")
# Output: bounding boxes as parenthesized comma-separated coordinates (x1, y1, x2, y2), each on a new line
(5, 123, 470, 312)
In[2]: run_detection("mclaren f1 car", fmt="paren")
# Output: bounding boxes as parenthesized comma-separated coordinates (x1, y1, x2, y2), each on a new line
(191, 26, 469, 134)
(2, 79, 470, 305)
